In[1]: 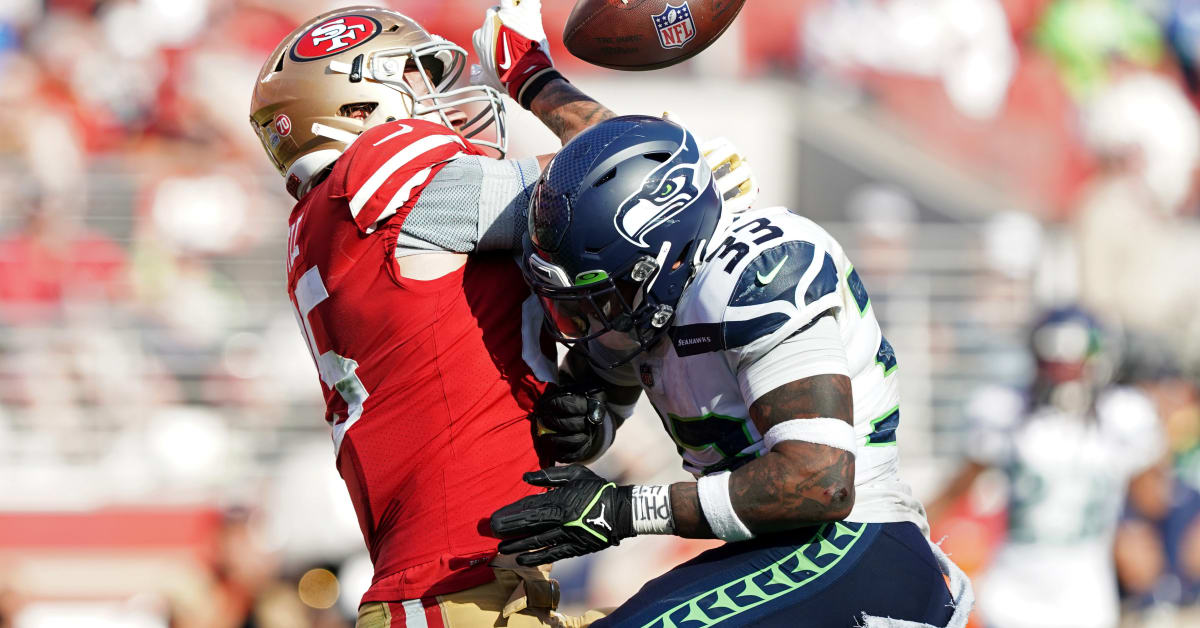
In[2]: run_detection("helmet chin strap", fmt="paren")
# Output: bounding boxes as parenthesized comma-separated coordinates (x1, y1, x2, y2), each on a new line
(311, 122, 361, 145)
(285, 148, 343, 200)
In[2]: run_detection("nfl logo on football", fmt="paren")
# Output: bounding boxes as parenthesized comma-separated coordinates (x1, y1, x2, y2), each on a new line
(652, 2, 696, 50)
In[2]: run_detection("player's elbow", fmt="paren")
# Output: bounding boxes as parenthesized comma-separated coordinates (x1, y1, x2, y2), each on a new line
(775, 442, 856, 523)
(818, 484, 855, 522)
(775, 478, 853, 527)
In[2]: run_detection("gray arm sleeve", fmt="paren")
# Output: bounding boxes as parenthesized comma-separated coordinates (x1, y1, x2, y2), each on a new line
(395, 155, 541, 256)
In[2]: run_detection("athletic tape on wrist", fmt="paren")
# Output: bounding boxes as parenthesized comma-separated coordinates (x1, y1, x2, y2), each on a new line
(763, 418, 857, 454)
(697, 471, 755, 542)
(630, 485, 675, 535)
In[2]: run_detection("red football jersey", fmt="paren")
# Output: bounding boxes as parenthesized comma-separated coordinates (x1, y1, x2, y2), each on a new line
(284, 120, 552, 602)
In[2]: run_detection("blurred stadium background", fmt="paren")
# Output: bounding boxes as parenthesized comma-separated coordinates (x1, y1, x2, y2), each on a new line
(1, 0, 1200, 626)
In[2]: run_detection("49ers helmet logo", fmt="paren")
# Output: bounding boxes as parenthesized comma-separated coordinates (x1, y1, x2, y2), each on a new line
(290, 15, 382, 62)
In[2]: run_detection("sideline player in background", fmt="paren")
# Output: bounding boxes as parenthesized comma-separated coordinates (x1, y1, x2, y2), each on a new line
(926, 306, 1164, 628)
(249, 3, 616, 626)
(491, 115, 973, 627)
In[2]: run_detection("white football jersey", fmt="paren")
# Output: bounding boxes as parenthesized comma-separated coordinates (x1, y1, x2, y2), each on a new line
(599, 206, 927, 531)
(966, 385, 1163, 628)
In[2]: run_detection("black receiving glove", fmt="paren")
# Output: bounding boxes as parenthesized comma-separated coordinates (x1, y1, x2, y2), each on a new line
(531, 381, 615, 464)
(490, 465, 634, 566)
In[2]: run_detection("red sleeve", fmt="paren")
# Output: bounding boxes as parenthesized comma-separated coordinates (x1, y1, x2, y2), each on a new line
(326, 120, 485, 234)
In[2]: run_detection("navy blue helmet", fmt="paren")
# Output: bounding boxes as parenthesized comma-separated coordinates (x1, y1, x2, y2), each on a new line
(1027, 305, 1111, 408)
(1030, 306, 1104, 368)
(524, 115, 723, 368)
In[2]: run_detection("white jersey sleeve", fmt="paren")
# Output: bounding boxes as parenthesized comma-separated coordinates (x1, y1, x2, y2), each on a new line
(736, 314, 850, 406)
(963, 385, 1026, 467)
(1096, 386, 1164, 477)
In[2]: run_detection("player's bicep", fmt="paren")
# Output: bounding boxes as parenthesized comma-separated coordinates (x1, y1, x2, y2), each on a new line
(734, 313, 848, 408)
(740, 314, 855, 460)
(747, 374, 853, 436)
(398, 155, 540, 254)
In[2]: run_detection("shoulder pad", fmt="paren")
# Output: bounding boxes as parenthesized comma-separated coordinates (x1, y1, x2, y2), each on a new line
(328, 120, 477, 234)
(671, 208, 842, 356)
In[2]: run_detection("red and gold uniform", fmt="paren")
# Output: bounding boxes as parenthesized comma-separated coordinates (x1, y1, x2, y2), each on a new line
(286, 120, 553, 607)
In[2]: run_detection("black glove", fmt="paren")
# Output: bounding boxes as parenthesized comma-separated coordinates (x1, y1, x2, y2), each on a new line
(490, 465, 634, 566)
(531, 382, 613, 464)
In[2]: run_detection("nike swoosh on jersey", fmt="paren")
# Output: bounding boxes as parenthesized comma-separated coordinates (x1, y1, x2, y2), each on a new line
(756, 255, 789, 285)
(499, 32, 513, 70)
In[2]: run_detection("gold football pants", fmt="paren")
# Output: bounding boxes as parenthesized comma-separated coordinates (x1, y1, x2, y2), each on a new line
(356, 559, 607, 628)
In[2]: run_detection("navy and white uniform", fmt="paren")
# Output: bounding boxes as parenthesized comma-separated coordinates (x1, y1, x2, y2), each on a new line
(967, 385, 1162, 628)
(593, 207, 972, 627)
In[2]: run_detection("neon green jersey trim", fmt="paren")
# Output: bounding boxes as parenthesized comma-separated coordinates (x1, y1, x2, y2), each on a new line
(640, 521, 868, 627)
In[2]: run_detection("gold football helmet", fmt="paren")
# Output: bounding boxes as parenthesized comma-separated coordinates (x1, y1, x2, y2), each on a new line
(250, 6, 507, 199)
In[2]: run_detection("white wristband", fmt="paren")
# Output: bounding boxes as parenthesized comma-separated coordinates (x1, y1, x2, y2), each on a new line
(763, 418, 856, 454)
(630, 485, 675, 535)
(697, 471, 755, 542)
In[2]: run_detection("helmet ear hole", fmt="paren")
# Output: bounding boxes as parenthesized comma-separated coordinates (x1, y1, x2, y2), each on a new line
(671, 240, 693, 271)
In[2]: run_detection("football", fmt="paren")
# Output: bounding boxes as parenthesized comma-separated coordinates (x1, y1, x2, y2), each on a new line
(563, 0, 746, 71)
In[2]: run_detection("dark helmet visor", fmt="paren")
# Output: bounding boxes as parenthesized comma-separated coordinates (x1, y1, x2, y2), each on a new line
(533, 276, 640, 342)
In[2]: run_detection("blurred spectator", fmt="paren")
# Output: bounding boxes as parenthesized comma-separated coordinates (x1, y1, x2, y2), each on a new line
(1166, 0, 1200, 98)
(1034, 0, 1164, 99)
(0, 587, 20, 628)
(0, 186, 127, 324)
(927, 306, 1164, 628)
(1073, 72, 1200, 366)
(804, 0, 1019, 119)
(1115, 458, 1200, 623)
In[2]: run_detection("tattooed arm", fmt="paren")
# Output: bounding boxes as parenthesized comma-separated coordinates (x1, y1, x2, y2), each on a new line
(530, 79, 616, 168)
(670, 374, 857, 538)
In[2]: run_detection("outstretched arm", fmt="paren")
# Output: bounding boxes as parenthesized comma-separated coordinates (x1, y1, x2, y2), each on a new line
(473, 0, 614, 164)
(530, 79, 615, 151)
(489, 374, 857, 565)
(923, 460, 987, 526)
(490, 315, 861, 565)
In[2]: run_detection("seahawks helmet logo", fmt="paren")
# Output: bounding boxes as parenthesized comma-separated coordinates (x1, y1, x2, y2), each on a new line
(614, 128, 712, 247)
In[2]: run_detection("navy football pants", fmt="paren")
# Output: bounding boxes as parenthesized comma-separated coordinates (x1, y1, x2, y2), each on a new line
(593, 521, 955, 628)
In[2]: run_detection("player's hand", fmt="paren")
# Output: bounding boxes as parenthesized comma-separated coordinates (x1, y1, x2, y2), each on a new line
(702, 136, 759, 213)
(532, 382, 615, 464)
(472, 0, 557, 106)
(490, 465, 634, 566)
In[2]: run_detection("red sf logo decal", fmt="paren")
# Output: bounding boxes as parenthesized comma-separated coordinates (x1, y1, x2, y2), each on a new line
(290, 15, 382, 62)
(274, 114, 292, 136)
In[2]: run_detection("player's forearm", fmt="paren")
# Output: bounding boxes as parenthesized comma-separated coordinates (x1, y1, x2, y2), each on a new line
(669, 445, 855, 539)
(671, 373, 857, 539)
(530, 78, 615, 145)
(923, 460, 987, 525)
